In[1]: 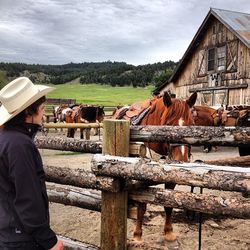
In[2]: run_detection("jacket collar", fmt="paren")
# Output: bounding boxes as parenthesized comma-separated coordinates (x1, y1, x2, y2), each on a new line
(5, 123, 41, 139)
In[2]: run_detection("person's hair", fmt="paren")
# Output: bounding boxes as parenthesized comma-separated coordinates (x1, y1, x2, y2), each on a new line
(5, 96, 46, 127)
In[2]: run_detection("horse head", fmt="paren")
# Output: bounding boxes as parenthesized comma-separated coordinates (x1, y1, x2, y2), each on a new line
(96, 106, 105, 122)
(141, 91, 197, 162)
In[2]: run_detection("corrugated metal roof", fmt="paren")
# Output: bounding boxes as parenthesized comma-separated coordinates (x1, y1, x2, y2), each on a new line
(212, 8, 250, 48)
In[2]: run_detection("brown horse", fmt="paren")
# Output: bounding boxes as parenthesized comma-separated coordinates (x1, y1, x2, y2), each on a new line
(72, 105, 105, 139)
(191, 105, 219, 152)
(236, 109, 250, 156)
(192, 105, 250, 155)
(114, 91, 197, 242)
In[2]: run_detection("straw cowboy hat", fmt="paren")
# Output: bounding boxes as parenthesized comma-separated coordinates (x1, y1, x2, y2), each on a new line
(0, 77, 54, 126)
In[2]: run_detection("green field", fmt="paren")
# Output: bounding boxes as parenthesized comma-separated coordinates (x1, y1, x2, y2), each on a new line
(47, 83, 154, 106)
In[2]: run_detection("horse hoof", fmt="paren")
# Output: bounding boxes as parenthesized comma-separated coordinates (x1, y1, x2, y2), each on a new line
(165, 232, 177, 242)
(133, 236, 143, 242)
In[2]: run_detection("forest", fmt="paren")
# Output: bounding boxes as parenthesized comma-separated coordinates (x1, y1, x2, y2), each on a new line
(0, 60, 177, 89)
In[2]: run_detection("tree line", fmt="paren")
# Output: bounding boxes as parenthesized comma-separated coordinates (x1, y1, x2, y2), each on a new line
(0, 60, 177, 89)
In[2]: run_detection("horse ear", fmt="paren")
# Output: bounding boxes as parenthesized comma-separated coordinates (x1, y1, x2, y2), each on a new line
(186, 92, 197, 108)
(163, 91, 172, 107)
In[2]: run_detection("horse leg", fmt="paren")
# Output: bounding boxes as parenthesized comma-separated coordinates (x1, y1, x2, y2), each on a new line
(68, 128, 75, 138)
(239, 146, 250, 156)
(85, 128, 91, 140)
(67, 128, 70, 137)
(133, 202, 147, 242)
(80, 128, 84, 139)
(164, 183, 177, 241)
(203, 145, 212, 153)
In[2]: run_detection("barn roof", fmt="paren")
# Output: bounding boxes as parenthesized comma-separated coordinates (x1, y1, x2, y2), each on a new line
(157, 8, 250, 91)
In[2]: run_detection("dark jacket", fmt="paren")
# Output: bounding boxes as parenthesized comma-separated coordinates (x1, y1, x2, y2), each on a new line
(0, 123, 57, 249)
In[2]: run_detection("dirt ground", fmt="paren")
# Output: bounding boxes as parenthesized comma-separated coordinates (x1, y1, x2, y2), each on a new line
(39, 129, 250, 250)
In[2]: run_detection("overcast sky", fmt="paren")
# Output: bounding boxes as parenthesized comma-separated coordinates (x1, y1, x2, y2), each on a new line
(1, 0, 250, 66)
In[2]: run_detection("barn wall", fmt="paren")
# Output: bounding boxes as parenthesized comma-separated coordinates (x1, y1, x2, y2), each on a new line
(161, 17, 250, 106)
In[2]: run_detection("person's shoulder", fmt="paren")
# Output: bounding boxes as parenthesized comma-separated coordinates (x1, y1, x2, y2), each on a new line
(0, 129, 31, 145)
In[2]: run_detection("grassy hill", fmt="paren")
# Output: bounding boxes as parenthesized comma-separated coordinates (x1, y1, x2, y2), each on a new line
(0, 70, 8, 89)
(47, 83, 154, 106)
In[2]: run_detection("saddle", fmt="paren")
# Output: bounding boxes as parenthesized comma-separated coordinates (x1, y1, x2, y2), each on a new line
(113, 99, 152, 125)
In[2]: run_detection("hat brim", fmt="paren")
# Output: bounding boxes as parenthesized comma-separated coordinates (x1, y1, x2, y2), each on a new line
(0, 85, 55, 126)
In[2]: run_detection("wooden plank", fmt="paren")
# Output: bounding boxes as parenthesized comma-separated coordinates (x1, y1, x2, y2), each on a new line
(101, 120, 130, 250)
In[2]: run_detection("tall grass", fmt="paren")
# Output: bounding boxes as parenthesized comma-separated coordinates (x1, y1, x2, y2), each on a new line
(47, 83, 154, 106)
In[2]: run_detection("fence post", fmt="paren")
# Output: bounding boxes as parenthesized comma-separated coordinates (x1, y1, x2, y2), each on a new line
(101, 119, 130, 250)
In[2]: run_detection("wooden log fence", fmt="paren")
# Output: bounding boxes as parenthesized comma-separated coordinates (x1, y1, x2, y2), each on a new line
(36, 136, 102, 153)
(43, 122, 103, 129)
(57, 235, 98, 250)
(36, 136, 146, 157)
(39, 125, 250, 147)
(91, 154, 250, 194)
(130, 125, 250, 146)
(44, 164, 120, 192)
(46, 177, 250, 219)
(41, 120, 250, 250)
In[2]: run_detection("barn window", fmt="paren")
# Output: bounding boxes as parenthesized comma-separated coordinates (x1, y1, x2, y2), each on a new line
(218, 23, 223, 33)
(217, 45, 226, 71)
(212, 25, 216, 34)
(208, 48, 215, 71)
(207, 45, 226, 72)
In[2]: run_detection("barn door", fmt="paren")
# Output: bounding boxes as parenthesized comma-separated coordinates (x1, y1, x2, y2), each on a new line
(201, 90, 227, 107)
(213, 90, 227, 107)
(201, 91, 213, 106)
(226, 40, 238, 71)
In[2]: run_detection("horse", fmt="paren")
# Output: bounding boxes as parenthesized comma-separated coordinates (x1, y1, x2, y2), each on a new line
(236, 109, 250, 156)
(191, 105, 220, 152)
(71, 105, 105, 139)
(192, 105, 250, 155)
(113, 91, 197, 242)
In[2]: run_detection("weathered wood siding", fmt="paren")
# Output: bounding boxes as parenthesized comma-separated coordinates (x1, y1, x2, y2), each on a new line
(162, 17, 250, 106)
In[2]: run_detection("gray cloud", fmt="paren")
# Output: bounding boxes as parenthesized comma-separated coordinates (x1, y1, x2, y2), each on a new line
(1, 0, 250, 65)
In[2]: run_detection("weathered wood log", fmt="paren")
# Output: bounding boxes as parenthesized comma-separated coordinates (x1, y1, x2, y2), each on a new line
(205, 156, 250, 167)
(57, 235, 99, 250)
(43, 122, 103, 129)
(129, 187, 250, 218)
(44, 164, 120, 192)
(46, 183, 101, 211)
(46, 183, 250, 219)
(36, 136, 146, 157)
(36, 136, 102, 153)
(130, 125, 250, 146)
(91, 154, 250, 193)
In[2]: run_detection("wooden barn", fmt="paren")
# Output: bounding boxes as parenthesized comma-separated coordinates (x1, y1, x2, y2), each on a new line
(157, 8, 250, 108)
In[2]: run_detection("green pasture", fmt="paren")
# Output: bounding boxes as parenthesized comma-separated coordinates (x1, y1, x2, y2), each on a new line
(47, 83, 154, 106)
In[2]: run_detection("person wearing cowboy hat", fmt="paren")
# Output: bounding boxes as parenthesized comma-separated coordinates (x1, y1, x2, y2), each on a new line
(0, 77, 63, 250)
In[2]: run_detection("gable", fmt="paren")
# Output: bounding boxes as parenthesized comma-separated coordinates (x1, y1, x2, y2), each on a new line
(158, 8, 250, 90)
